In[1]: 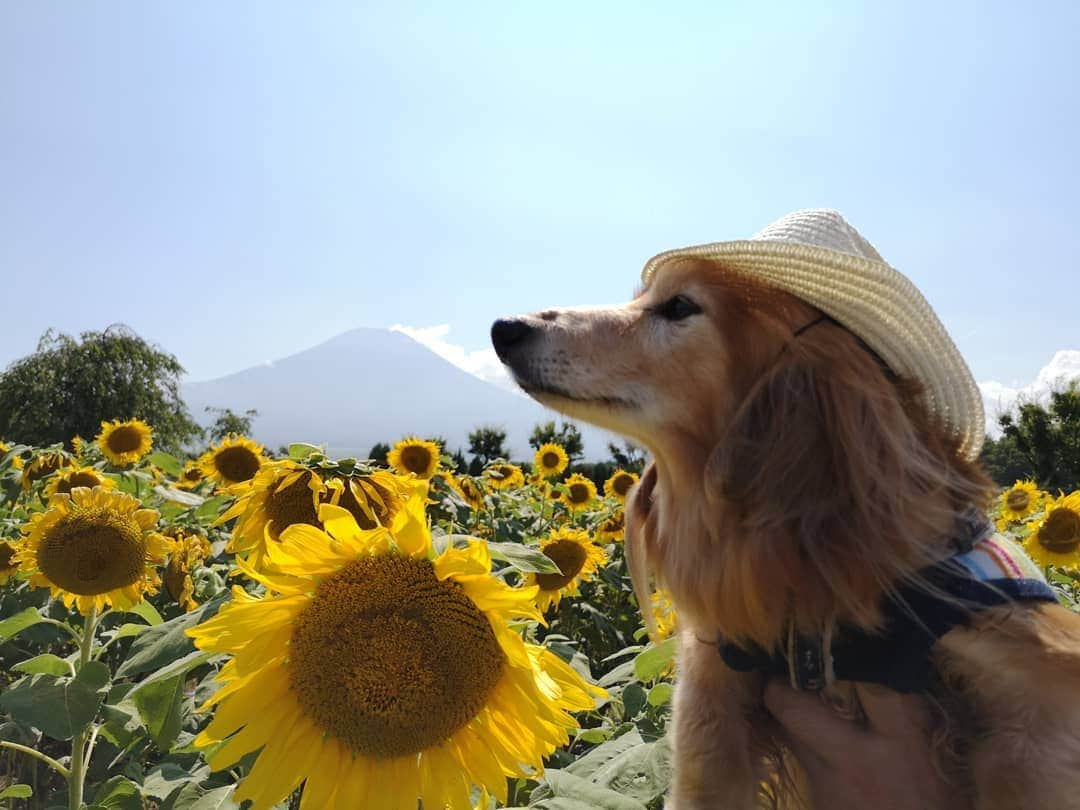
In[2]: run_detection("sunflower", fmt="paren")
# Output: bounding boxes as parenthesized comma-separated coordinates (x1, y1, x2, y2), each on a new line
(45, 466, 115, 499)
(175, 460, 205, 490)
(96, 419, 154, 467)
(603, 470, 639, 503)
(325, 472, 411, 530)
(597, 510, 625, 543)
(0, 541, 18, 586)
(16, 487, 169, 614)
(525, 527, 608, 613)
(486, 463, 524, 491)
(451, 475, 484, 511)
(187, 489, 603, 810)
(71, 435, 87, 461)
(199, 435, 267, 487)
(20, 452, 71, 491)
(1024, 491, 1080, 573)
(562, 472, 597, 511)
(163, 528, 213, 611)
(996, 479, 1044, 529)
(534, 443, 569, 478)
(651, 589, 678, 642)
(0, 440, 22, 470)
(387, 437, 440, 479)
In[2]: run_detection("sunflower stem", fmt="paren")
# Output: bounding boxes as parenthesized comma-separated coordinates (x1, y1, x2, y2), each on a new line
(0, 741, 70, 780)
(68, 606, 97, 810)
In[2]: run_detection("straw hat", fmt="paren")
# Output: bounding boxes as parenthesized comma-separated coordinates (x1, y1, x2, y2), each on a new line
(641, 209, 985, 460)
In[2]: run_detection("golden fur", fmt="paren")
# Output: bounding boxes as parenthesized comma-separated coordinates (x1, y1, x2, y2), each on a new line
(495, 258, 1080, 809)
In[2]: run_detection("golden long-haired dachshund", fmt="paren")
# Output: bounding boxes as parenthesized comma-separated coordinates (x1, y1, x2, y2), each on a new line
(493, 250, 1080, 809)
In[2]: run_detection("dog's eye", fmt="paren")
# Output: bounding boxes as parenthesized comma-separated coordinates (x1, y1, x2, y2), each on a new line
(654, 295, 702, 321)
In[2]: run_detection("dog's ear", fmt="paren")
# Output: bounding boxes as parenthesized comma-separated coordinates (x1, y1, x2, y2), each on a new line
(705, 335, 973, 633)
(626, 462, 660, 637)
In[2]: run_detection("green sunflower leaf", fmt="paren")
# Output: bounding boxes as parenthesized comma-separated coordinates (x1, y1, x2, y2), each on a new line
(132, 674, 185, 751)
(0, 661, 110, 740)
(147, 452, 183, 477)
(0, 607, 44, 642)
(486, 541, 561, 574)
(0, 785, 32, 799)
(12, 653, 71, 676)
(92, 775, 144, 810)
(115, 592, 227, 679)
(632, 637, 676, 682)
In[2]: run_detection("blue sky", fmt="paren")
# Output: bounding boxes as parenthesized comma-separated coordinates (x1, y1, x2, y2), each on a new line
(2, 2, 1077, 392)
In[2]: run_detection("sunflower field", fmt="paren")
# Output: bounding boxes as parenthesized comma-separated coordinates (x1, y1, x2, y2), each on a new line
(0, 424, 1078, 810)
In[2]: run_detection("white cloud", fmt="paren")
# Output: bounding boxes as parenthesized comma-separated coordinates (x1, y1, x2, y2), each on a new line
(979, 349, 1080, 436)
(390, 324, 521, 394)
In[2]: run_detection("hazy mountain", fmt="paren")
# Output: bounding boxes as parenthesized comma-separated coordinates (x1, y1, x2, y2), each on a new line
(979, 349, 1080, 436)
(182, 328, 620, 460)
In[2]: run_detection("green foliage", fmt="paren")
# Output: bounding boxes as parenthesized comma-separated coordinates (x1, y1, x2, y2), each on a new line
(368, 442, 391, 465)
(468, 424, 509, 466)
(530, 421, 585, 463)
(607, 442, 646, 475)
(0, 326, 200, 451)
(203, 407, 258, 443)
(991, 381, 1080, 491)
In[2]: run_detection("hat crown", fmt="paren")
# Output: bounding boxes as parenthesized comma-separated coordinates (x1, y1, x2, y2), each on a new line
(753, 208, 886, 265)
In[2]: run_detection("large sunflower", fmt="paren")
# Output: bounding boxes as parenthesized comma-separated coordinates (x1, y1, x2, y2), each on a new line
(45, 466, 115, 499)
(603, 470, 639, 503)
(534, 443, 569, 479)
(996, 479, 1044, 529)
(1024, 491, 1080, 573)
(188, 489, 603, 810)
(97, 419, 154, 467)
(199, 435, 267, 487)
(562, 472, 597, 511)
(486, 463, 524, 491)
(525, 527, 608, 613)
(0, 541, 18, 585)
(20, 452, 72, 491)
(16, 487, 169, 614)
(387, 437, 440, 479)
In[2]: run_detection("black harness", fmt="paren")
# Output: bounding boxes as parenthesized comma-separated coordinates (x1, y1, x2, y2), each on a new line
(716, 517, 1058, 693)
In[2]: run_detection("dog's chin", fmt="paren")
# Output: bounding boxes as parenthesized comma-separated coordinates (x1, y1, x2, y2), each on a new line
(517, 381, 639, 434)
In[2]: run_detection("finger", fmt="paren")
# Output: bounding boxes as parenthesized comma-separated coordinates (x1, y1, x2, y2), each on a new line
(856, 682, 931, 739)
(763, 679, 861, 762)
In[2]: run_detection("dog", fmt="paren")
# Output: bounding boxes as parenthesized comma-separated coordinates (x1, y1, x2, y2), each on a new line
(492, 251, 1080, 809)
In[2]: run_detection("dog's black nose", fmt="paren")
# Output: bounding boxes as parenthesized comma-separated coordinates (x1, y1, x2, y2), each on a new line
(491, 318, 534, 357)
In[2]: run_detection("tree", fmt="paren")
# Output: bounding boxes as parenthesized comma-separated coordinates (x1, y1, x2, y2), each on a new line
(204, 406, 258, 442)
(468, 425, 508, 468)
(993, 382, 1080, 492)
(368, 442, 391, 466)
(0, 326, 201, 451)
(529, 420, 584, 463)
(608, 440, 647, 473)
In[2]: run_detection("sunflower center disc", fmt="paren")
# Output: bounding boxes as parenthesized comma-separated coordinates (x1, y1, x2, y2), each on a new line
(331, 478, 395, 529)
(542, 452, 560, 468)
(0, 542, 14, 571)
(613, 474, 634, 497)
(289, 556, 505, 758)
(1006, 489, 1030, 512)
(1039, 507, 1080, 553)
(567, 483, 590, 505)
(57, 472, 103, 495)
(107, 426, 144, 454)
(213, 447, 261, 484)
(399, 447, 433, 475)
(264, 474, 319, 541)
(182, 467, 202, 483)
(38, 507, 147, 595)
(536, 540, 588, 591)
(28, 455, 64, 482)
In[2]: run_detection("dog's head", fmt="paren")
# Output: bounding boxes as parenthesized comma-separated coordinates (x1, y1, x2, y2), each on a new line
(494, 258, 990, 644)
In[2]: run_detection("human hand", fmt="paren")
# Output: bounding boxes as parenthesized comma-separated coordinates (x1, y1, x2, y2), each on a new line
(764, 679, 964, 810)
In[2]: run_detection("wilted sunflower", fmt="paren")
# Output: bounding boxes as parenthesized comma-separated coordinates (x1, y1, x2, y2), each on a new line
(199, 435, 267, 487)
(0, 541, 18, 585)
(1024, 491, 1080, 572)
(534, 443, 569, 478)
(603, 470, 639, 503)
(71, 435, 87, 461)
(20, 452, 71, 491)
(387, 437, 440, 479)
(188, 489, 603, 810)
(0, 440, 22, 470)
(597, 510, 625, 543)
(562, 472, 597, 511)
(46, 466, 115, 499)
(175, 460, 205, 490)
(526, 527, 608, 613)
(163, 528, 213, 611)
(453, 475, 485, 510)
(16, 487, 169, 614)
(97, 419, 154, 467)
(486, 463, 525, 491)
(325, 472, 410, 530)
(996, 480, 1044, 529)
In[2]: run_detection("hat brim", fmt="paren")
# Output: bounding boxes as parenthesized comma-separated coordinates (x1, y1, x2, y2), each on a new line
(642, 239, 985, 460)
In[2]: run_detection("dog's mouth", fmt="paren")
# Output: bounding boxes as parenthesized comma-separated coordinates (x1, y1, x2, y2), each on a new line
(519, 381, 635, 410)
